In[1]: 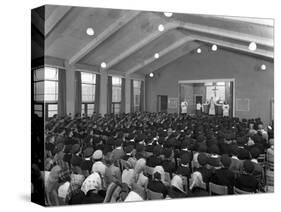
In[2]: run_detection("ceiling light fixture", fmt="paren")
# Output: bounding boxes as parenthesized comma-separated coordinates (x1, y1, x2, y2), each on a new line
(101, 62, 107, 68)
(154, 53, 160, 59)
(149, 72, 154, 78)
(197, 48, 202, 54)
(248, 42, 257, 51)
(158, 24, 165, 32)
(211, 44, 218, 51)
(86, 27, 95, 36)
(164, 12, 173, 17)
(260, 64, 267, 71)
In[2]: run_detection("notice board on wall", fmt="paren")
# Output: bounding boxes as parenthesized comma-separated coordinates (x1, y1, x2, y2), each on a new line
(236, 98, 250, 111)
(168, 97, 179, 109)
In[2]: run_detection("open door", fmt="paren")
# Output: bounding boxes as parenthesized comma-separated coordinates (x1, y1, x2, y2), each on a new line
(157, 95, 168, 112)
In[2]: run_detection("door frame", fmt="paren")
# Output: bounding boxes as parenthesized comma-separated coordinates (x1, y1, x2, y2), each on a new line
(178, 78, 236, 117)
(157, 95, 168, 113)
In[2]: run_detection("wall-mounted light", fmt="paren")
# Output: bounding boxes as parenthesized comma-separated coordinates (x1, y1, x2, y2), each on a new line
(149, 72, 154, 78)
(196, 48, 202, 54)
(154, 53, 160, 59)
(101, 62, 107, 69)
(164, 12, 173, 17)
(86, 27, 95, 36)
(211, 44, 218, 51)
(158, 24, 165, 32)
(248, 42, 257, 51)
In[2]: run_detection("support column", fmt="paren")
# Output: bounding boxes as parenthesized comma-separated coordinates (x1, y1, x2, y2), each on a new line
(125, 74, 131, 113)
(99, 70, 108, 116)
(65, 63, 76, 117)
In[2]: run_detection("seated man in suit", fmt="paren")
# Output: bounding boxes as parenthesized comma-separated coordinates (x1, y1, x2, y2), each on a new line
(235, 160, 259, 193)
(210, 154, 235, 194)
(229, 144, 243, 173)
(146, 145, 163, 168)
(161, 148, 176, 175)
(194, 153, 212, 183)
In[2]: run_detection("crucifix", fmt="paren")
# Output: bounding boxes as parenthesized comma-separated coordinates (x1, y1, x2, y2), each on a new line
(212, 86, 218, 97)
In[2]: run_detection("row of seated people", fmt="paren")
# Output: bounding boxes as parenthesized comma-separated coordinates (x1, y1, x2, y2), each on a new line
(37, 113, 274, 205)
(42, 138, 273, 205)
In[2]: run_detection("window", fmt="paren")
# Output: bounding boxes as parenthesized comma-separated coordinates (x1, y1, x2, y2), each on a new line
(133, 80, 141, 112)
(33, 67, 59, 119)
(112, 76, 122, 114)
(81, 72, 96, 116)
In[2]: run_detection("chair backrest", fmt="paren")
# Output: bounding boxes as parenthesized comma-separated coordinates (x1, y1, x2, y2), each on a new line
(233, 186, 253, 194)
(209, 183, 228, 195)
(266, 170, 274, 186)
(257, 154, 266, 166)
(146, 189, 163, 200)
(267, 160, 274, 171)
(164, 172, 171, 185)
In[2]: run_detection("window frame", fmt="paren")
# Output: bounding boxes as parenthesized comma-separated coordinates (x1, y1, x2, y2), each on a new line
(81, 72, 96, 116)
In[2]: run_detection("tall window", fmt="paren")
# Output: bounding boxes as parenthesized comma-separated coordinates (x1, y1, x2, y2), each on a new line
(81, 72, 96, 116)
(33, 67, 58, 119)
(133, 80, 141, 112)
(112, 76, 122, 114)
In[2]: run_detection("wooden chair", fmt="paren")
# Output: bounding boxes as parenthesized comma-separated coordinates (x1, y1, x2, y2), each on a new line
(209, 183, 228, 195)
(265, 170, 274, 192)
(234, 186, 253, 194)
(257, 154, 266, 167)
(267, 160, 274, 171)
(164, 172, 171, 185)
(146, 189, 163, 200)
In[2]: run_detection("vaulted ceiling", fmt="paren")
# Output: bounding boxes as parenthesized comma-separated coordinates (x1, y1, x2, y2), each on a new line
(31, 5, 274, 76)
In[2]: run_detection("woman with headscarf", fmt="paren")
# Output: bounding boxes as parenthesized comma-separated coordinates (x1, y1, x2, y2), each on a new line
(81, 172, 106, 204)
(167, 175, 186, 198)
(188, 171, 208, 197)
(122, 157, 137, 188)
(45, 165, 62, 206)
(147, 166, 168, 198)
(132, 158, 148, 189)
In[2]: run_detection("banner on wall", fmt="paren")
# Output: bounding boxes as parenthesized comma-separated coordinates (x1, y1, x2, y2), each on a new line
(168, 97, 179, 109)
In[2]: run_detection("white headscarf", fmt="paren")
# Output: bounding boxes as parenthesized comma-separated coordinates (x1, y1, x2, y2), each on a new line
(91, 161, 107, 176)
(171, 175, 184, 193)
(152, 166, 165, 183)
(58, 181, 70, 199)
(81, 172, 102, 195)
(133, 158, 146, 182)
(189, 171, 204, 190)
(124, 191, 143, 202)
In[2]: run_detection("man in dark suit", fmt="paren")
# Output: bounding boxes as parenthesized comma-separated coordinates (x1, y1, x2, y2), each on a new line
(210, 154, 235, 194)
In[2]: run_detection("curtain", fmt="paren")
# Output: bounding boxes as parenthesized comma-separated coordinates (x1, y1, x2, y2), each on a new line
(121, 78, 126, 113)
(74, 71, 82, 116)
(107, 76, 112, 114)
(140, 81, 144, 112)
(130, 80, 134, 113)
(94, 74, 101, 114)
(58, 69, 66, 117)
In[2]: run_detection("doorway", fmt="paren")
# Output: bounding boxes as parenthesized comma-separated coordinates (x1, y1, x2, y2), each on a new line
(157, 95, 168, 112)
(178, 79, 235, 117)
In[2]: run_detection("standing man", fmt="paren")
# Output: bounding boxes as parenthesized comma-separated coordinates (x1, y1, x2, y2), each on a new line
(208, 97, 216, 116)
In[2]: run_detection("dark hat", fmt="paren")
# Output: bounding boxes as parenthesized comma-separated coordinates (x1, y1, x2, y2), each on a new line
(231, 144, 239, 156)
(238, 148, 250, 160)
(208, 144, 220, 155)
(197, 135, 206, 143)
(208, 156, 221, 167)
(153, 145, 162, 156)
(181, 152, 192, 164)
(70, 155, 82, 166)
(163, 148, 172, 158)
(64, 145, 72, 154)
(249, 147, 260, 159)
(197, 143, 207, 152)
(197, 153, 208, 166)
(115, 138, 123, 147)
(124, 145, 134, 154)
(243, 160, 255, 174)
(136, 143, 145, 152)
(83, 147, 94, 158)
(71, 144, 80, 154)
(221, 154, 231, 168)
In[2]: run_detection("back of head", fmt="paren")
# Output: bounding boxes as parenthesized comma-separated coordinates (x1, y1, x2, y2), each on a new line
(220, 154, 231, 168)
(243, 160, 255, 174)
